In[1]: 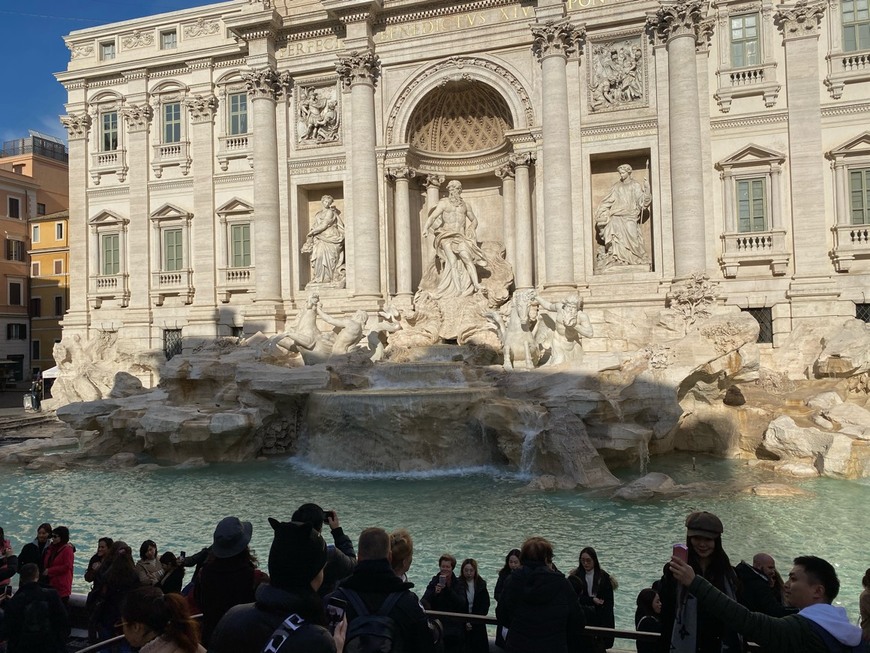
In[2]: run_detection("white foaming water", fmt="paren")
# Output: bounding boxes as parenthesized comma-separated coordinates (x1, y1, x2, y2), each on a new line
(284, 457, 532, 482)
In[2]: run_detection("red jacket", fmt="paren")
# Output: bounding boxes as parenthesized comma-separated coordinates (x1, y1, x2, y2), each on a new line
(43, 542, 74, 598)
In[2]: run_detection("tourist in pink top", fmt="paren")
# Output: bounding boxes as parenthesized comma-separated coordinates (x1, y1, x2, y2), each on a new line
(43, 525, 75, 602)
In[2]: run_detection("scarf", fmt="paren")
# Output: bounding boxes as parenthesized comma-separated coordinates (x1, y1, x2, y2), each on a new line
(670, 575, 741, 653)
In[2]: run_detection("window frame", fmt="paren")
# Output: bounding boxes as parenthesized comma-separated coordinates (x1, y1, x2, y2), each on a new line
(54, 295, 64, 317)
(730, 12, 761, 68)
(8, 280, 24, 306)
(55, 222, 64, 241)
(842, 0, 870, 52)
(30, 297, 42, 317)
(849, 167, 870, 225)
(100, 40, 116, 61)
(163, 101, 183, 144)
(31, 261, 40, 277)
(160, 29, 178, 50)
(37, 203, 46, 216)
(6, 238, 25, 262)
(8, 196, 21, 219)
(32, 225, 40, 243)
(101, 233, 120, 276)
(101, 110, 119, 152)
(736, 176, 769, 233)
(228, 92, 249, 136)
(230, 223, 252, 268)
(53, 259, 64, 275)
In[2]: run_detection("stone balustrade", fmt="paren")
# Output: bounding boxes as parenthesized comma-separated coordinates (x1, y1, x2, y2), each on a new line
(831, 223, 870, 272)
(89, 149, 128, 184)
(719, 228, 790, 277)
(217, 134, 252, 171)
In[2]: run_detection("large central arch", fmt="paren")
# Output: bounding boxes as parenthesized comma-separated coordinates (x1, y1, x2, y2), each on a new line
(385, 55, 536, 147)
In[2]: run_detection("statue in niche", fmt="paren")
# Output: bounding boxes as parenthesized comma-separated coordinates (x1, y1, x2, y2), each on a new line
(595, 163, 652, 270)
(534, 293, 594, 366)
(422, 180, 489, 298)
(298, 87, 340, 143)
(589, 40, 644, 111)
(302, 195, 345, 288)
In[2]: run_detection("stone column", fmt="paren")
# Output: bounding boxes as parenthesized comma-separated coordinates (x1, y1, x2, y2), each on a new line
(423, 174, 444, 272)
(387, 166, 416, 298)
(648, 1, 710, 278)
(185, 93, 220, 333)
(770, 164, 782, 230)
(531, 19, 581, 291)
(60, 112, 91, 328)
(243, 69, 286, 306)
(833, 162, 848, 226)
(337, 51, 382, 299)
(776, 1, 829, 277)
(722, 171, 736, 232)
(120, 100, 152, 314)
(496, 162, 517, 269)
(512, 152, 535, 289)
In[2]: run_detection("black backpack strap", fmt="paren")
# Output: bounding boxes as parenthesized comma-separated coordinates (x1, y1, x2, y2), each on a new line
(378, 591, 404, 617)
(261, 613, 306, 653)
(341, 588, 371, 618)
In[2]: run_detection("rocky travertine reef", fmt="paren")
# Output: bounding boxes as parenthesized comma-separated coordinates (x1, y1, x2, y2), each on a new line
(7, 299, 870, 490)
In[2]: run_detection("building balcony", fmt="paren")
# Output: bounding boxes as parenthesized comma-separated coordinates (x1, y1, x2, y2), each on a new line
(831, 223, 870, 272)
(714, 62, 780, 113)
(89, 149, 128, 185)
(151, 141, 191, 178)
(217, 134, 253, 172)
(217, 266, 254, 303)
(150, 269, 194, 306)
(88, 273, 130, 308)
(719, 229, 790, 278)
(825, 49, 870, 99)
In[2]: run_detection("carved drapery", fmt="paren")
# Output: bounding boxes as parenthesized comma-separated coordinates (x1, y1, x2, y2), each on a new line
(336, 50, 381, 89)
(646, 0, 710, 43)
(243, 69, 290, 100)
(121, 104, 153, 132)
(774, 0, 826, 38)
(531, 20, 582, 60)
(185, 94, 218, 123)
(60, 113, 92, 140)
(297, 85, 341, 145)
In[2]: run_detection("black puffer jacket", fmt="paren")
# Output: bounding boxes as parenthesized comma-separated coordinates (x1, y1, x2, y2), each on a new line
(208, 583, 334, 653)
(734, 562, 797, 618)
(332, 558, 436, 653)
(496, 562, 586, 653)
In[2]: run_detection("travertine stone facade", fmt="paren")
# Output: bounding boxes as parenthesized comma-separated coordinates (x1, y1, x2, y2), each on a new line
(57, 0, 870, 372)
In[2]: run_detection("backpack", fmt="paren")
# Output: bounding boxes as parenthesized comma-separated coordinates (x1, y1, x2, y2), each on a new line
(340, 588, 405, 653)
(20, 596, 56, 652)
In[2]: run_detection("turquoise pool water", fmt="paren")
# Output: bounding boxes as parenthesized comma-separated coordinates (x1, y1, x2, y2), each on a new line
(1, 453, 866, 630)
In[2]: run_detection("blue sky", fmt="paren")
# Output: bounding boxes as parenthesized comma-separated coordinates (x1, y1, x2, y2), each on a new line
(0, 0, 211, 146)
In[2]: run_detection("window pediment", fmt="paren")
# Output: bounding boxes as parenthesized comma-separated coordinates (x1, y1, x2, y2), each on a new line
(216, 197, 253, 216)
(89, 210, 129, 227)
(717, 143, 785, 169)
(150, 203, 192, 223)
(827, 132, 870, 160)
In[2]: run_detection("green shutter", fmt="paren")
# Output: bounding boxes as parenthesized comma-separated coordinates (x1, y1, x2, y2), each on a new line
(164, 229, 183, 271)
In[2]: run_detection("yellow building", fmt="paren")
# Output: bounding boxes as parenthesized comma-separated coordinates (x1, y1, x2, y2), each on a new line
(29, 210, 70, 376)
(0, 133, 69, 381)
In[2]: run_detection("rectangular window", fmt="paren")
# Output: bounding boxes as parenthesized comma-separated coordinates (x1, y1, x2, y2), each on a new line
(37, 203, 46, 216)
(163, 328, 183, 361)
(850, 168, 870, 225)
(743, 307, 773, 344)
(102, 111, 118, 151)
(31, 262, 40, 277)
(30, 297, 41, 317)
(9, 281, 22, 306)
(160, 30, 177, 50)
(163, 102, 182, 144)
(730, 13, 760, 67)
(231, 224, 251, 267)
(8, 197, 20, 219)
(32, 340, 40, 361)
(857, 303, 870, 323)
(6, 239, 24, 261)
(55, 223, 64, 240)
(164, 228, 183, 271)
(737, 178, 767, 232)
(101, 233, 120, 275)
(843, 0, 870, 52)
(32, 225, 40, 242)
(54, 295, 64, 316)
(229, 92, 248, 135)
(53, 260, 63, 275)
(100, 41, 116, 61)
(6, 324, 26, 340)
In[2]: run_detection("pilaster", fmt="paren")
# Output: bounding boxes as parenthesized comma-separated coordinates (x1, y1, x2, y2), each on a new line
(386, 167, 416, 298)
(511, 152, 536, 290)
(495, 162, 517, 271)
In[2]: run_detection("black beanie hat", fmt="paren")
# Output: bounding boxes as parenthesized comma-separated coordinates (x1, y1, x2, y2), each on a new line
(267, 518, 328, 590)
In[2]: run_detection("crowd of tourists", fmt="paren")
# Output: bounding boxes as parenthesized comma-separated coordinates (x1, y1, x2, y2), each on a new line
(0, 509, 867, 653)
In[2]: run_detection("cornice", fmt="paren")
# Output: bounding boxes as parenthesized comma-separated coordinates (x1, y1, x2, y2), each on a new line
(215, 172, 255, 185)
(148, 179, 194, 191)
(88, 186, 130, 199)
(287, 155, 346, 171)
(580, 118, 659, 137)
(821, 101, 870, 117)
(375, 0, 514, 25)
(710, 111, 788, 129)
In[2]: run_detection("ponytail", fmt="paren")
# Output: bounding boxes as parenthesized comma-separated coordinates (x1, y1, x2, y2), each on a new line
(121, 587, 201, 653)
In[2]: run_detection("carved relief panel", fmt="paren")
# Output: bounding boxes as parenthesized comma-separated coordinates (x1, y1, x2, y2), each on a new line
(587, 34, 648, 112)
(296, 82, 341, 147)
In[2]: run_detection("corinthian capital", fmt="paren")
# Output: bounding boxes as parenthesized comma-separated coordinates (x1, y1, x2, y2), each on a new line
(386, 166, 416, 182)
(531, 20, 583, 61)
(509, 152, 536, 168)
(243, 68, 287, 100)
(775, 0, 826, 38)
(336, 50, 381, 89)
(425, 174, 445, 190)
(646, 0, 710, 43)
(121, 104, 153, 132)
(60, 112, 92, 140)
(185, 94, 219, 123)
(495, 162, 516, 180)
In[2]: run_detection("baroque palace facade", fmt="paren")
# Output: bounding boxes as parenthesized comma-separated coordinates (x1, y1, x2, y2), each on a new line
(57, 0, 870, 360)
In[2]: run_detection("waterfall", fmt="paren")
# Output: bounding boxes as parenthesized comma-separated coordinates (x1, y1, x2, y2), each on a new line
(519, 425, 539, 474)
(638, 435, 651, 476)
